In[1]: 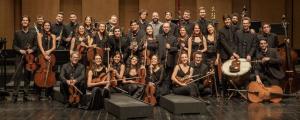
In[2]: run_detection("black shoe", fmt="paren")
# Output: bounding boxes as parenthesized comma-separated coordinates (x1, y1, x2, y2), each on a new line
(12, 95, 18, 103)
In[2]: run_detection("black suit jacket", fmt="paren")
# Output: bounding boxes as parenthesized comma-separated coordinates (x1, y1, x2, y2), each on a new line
(157, 33, 178, 67)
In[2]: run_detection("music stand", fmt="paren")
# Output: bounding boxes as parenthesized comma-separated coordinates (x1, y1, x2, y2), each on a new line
(250, 20, 262, 33)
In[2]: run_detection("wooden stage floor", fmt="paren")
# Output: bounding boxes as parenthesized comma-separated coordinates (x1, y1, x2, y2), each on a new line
(0, 97, 299, 120)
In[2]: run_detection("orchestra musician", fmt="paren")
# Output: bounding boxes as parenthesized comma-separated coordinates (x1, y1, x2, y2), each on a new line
(108, 27, 129, 63)
(60, 51, 86, 106)
(257, 23, 279, 48)
(171, 51, 199, 97)
(149, 12, 163, 37)
(159, 11, 178, 37)
(106, 15, 119, 36)
(177, 26, 189, 53)
(83, 16, 94, 37)
(187, 23, 207, 60)
(12, 15, 38, 101)
(138, 9, 149, 32)
(138, 25, 159, 60)
(180, 10, 194, 36)
(35, 20, 57, 99)
(122, 56, 145, 99)
(51, 12, 65, 50)
(63, 13, 78, 49)
(251, 38, 285, 86)
(85, 54, 110, 110)
(109, 51, 125, 92)
(195, 7, 209, 36)
(92, 23, 109, 65)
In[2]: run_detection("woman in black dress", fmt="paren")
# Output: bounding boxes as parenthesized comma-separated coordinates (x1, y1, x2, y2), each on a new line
(187, 24, 207, 60)
(144, 54, 169, 105)
(122, 56, 145, 99)
(86, 54, 110, 110)
(171, 52, 199, 97)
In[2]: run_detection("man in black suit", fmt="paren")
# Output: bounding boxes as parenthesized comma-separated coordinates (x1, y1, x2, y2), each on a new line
(257, 23, 279, 48)
(252, 38, 285, 86)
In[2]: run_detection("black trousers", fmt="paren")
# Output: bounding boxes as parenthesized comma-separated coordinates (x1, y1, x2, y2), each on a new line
(122, 83, 144, 99)
(60, 80, 86, 103)
(13, 55, 32, 96)
(173, 83, 199, 97)
(86, 87, 110, 110)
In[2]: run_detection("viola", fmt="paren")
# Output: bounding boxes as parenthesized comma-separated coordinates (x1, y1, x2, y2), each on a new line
(34, 54, 56, 88)
(25, 53, 37, 72)
(143, 83, 157, 106)
(68, 84, 80, 105)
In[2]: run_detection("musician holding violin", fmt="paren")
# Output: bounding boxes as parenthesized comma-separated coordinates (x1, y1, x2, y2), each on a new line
(60, 51, 86, 107)
(138, 25, 158, 65)
(144, 54, 169, 105)
(85, 54, 110, 110)
(171, 52, 199, 97)
(12, 15, 38, 101)
(109, 52, 125, 90)
(91, 23, 108, 65)
(122, 56, 145, 99)
(190, 51, 211, 96)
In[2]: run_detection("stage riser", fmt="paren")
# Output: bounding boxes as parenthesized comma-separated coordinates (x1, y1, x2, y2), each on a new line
(160, 94, 206, 114)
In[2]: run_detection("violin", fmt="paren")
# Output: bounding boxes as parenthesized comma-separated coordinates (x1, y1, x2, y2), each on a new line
(143, 83, 157, 106)
(76, 37, 88, 58)
(109, 70, 118, 87)
(25, 52, 37, 72)
(92, 72, 108, 83)
(34, 54, 56, 88)
(68, 83, 80, 105)
(174, 75, 192, 86)
(247, 81, 283, 103)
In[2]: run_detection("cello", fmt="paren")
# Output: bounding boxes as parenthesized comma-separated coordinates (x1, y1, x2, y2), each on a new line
(34, 54, 56, 88)
(247, 81, 283, 103)
(278, 15, 298, 93)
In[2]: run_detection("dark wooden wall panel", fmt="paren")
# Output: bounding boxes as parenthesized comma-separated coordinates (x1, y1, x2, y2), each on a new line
(119, 0, 139, 33)
(293, 0, 300, 48)
(139, 0, 175, 22)
(0, 0, 15, 48)
(60, 0, 82, 23)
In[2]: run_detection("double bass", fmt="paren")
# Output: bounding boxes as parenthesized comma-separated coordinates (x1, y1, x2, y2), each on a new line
(278, 15, 298, 93)
(247, 82, 283, 103)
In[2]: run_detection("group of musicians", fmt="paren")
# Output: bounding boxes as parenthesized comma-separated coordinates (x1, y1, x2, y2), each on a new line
(12, 7, 287, 110)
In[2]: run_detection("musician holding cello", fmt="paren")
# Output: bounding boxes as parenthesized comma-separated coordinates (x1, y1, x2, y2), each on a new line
(85, 54, 110, 110)
(12, 15, 38, 101)
(35, 20, 57, 100)
(59, 51, 86, 107)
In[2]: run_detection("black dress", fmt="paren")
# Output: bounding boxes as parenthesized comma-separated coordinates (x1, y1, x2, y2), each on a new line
(122, 66, 144, 99)
(147, 66, 169, 99)
(172, 65, 199, 97)
(86, 67, 110, 110)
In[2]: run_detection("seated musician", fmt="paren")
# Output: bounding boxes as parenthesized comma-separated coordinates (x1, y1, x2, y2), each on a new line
(171, 52, 199, 97)
(190, 51, 211, 96)
(251, 38, 285, 86)
(60, 51, 86, 107)
(122, 56, 145, 99)
(144, 54, 169, 105)
(85, 54, 110, 110)
(110, 51, 125, 92)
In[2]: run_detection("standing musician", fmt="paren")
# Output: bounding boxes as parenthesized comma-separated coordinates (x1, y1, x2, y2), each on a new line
(92, 23, 109, 65)
(51, 12, 65, 50)
(127, 20, 146, 44)
(205, 23, 220, 65)
(60, 51, 86, 106)
(187, 23, 207, 60)
(138, 25, 158, 63)
(85, 54, 110, 110)
(190, 51, 210, 96)
(138, 9, 149, 32)
(171, 52, 199, 97)
(157, 22, 178, 79)
(106, 15, 119, 36)
(122, 56, 145, 99)
(63, 13, 78, 49)
(180, 10, 194, 36)
(108, 27, 129, 63)
(35, 20, 57, 99)
(236, 17, 257, 61)
(159, 11, 178, 37)
(195, 7, 209, 36)
(257, 23, 279, 48)
(70, 24, 93, 65)
(177, 26, 189, 53)
(144, 54, 169, 105)
(231, 13, 241, 31)
(83, 16, 94, 37)
(31, 16, 44, 33)
(251, 38, 285, 86)
(149, 12, 163, 37)
(12, 15, 38, 101)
